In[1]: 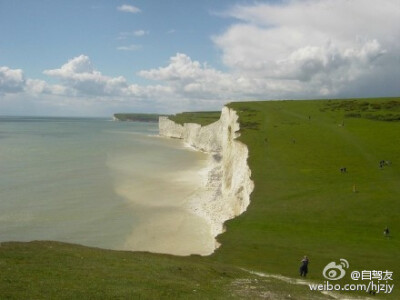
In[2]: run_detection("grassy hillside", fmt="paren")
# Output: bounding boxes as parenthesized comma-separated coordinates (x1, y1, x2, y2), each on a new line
(0, 241, 328, 299)
(211, 98, 399, 298)
(169, 111, 221, 126)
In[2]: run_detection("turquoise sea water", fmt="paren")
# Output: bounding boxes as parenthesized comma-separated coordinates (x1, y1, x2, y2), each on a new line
(0, 117, 213, 254)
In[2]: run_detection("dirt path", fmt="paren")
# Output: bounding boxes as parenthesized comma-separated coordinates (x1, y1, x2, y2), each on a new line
(242, 269, 373, 300)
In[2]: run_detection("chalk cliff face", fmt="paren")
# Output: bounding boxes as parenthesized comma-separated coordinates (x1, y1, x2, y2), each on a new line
(159, 107, 254, 248)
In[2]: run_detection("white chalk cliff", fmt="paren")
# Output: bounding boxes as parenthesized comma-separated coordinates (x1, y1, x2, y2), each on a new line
(159, 107, 254, 250)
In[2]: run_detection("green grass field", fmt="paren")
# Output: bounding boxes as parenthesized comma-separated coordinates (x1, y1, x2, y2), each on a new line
(1, 98, 398, 299)
(211, 98, 399, 298)
(0, 241, 329, 299)
(169, 111, 221, 126)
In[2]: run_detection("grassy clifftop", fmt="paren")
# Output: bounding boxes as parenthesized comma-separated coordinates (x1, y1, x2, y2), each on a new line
(168, 111, 221, 126)
(211, 97, 399, 297)
(0, 241, 325, 299)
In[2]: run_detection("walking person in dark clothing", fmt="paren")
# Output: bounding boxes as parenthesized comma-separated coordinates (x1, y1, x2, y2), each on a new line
(299, 256, 309, 277)
(384, 227, 390, 238)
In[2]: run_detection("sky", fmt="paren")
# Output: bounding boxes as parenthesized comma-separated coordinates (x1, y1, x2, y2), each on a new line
(0, 0, 399, 116)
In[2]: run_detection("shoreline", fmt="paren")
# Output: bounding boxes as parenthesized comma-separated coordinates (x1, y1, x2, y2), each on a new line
(159, 107, 254, 254)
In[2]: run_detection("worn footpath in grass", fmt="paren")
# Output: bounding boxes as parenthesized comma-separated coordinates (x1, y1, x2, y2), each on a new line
(210, 98, 399, 298)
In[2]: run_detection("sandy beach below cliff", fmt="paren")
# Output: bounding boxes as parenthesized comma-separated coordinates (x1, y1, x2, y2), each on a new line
(118, 139, 218, 255)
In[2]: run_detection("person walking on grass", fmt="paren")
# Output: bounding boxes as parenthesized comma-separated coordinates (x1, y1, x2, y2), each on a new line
(384, 227, 390, 238)
(299, 256, 309, 277)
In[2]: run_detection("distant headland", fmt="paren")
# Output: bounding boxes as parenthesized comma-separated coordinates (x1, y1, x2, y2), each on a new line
(113, 113, 168, 122)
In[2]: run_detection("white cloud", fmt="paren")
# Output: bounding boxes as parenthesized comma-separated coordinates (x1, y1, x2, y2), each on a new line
(0, 66, 25, 93)
(0, 64, 73, 113)
(117, 5, 141, 14)
(3, 0, 399, 115)
(25, 79, 68, 95)
(133, 30, 148, 37)
(44, 55, 94, 77)
(136, 0, 400, 105)
(41, 55, 173, 102)
(0, 66, 66, 96)
(140, 53, 212, 81)
(43, 55, 130, 96)
(213, 0, 400, 98)
(139, 53, 237, 99)
(117, 44, 141, 51)
(118, 30, 149, 40)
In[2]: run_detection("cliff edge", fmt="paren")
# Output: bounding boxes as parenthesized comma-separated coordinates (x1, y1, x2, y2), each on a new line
(159, 107, 254, 251)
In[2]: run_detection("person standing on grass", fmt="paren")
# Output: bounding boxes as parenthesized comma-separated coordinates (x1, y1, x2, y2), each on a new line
(384, 227, 390, 237)
(299, 256, 309, 277)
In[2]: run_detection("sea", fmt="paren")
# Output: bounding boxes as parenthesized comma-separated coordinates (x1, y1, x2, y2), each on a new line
(0, 117, 214, 255)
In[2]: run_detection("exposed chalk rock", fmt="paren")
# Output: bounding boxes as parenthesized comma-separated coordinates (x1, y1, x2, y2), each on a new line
(159, 107, 254, 251)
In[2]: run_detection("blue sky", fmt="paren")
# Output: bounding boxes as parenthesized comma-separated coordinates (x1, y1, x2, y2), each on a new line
(1, 1, 232, 80)
(0, 0, 399, 116)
